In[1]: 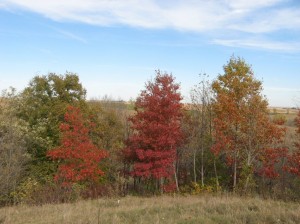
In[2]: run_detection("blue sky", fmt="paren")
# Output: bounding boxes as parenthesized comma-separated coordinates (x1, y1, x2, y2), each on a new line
(0, 0, 299, 107)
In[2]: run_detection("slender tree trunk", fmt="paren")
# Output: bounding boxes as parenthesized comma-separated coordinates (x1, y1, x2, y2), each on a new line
(213, 158, 219, 191)
(280, 158, 286, 196)
(193, 149, 197, 183)
(200, 94, 205, 187)
(233, 151, 237, 192)
(160, 177, 164, 194)
(244, 176, 250, 193)
(201, 143, 204, 187)
(174, 162, 179, 192)
(233, 124, 239, 192)
(243, 153, 252, 193)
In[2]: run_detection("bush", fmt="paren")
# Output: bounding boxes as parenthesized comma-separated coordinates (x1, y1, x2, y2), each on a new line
(27, 182, 84, 205)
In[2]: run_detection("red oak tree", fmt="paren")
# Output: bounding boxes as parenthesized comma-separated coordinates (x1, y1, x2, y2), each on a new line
(47, 106, 108, 185)
(124, 71, 183, 192)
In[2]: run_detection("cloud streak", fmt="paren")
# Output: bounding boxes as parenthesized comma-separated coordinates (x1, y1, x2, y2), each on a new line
(3, 0, 295, 31)
(2, 0, 300, 51)
(212, 39, 300, 52)
(264, 87, 300, 92)
(55, 29, 87, 44)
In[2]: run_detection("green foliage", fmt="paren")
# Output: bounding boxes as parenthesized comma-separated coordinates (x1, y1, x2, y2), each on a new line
(7, 73, 127, 203)
(18, 73, 87, 156)
(10, 177, 39, 204)
(180, 182, 221, 195)
(17, 73, 88, 182)
(11, 177, 86, 205)
(237, 164, 256, 194)
(88, 100, 125, 151)
(88, 99, 126, 183)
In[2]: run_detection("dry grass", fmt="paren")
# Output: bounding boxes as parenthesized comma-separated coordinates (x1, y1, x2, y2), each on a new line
(1, 195, 300, 224)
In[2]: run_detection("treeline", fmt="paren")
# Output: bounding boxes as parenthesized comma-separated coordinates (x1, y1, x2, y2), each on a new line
(1, 56, 300, 205)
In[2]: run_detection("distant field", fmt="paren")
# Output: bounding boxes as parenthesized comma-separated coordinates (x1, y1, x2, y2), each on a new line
(268, 107, 298, 115)
(1, 195, 300, 224)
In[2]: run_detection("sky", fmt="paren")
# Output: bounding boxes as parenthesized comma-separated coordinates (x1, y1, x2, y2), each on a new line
(0, 0, 299, 107)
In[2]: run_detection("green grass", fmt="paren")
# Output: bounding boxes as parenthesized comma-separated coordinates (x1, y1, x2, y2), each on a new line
(1, 195, 300, 224)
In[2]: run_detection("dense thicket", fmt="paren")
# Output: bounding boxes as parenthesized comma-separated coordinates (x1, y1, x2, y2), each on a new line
(0, 57, 299, 205)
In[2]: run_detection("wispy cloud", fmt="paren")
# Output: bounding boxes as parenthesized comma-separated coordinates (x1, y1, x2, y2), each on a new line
(2, 0, 300, 51)
(264, 87, 300, 92)
(228, 8, 300, 33)
(54, 29, 87, 44)
(2, 0, 294, 32)
(212, 39, 300, 52)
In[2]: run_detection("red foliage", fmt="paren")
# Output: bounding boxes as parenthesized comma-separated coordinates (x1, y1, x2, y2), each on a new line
(211, 57, 286, 187)
(287, 110, 300, 176)
(124, 71, 183, 181)
(296, 110, 300, 135)
(273, 117, 286, 125)
(47, 106, 108, 185)
(258, 147, 288, 178)
(163, 182, 177, 193)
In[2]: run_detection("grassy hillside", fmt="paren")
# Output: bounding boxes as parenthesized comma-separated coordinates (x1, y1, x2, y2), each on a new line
(1, 195, 300, 224)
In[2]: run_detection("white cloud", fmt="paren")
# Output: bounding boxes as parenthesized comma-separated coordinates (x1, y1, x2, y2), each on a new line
(212, 39, 300, 52)
(264, 87, 300, 92)
(2, 0, 300, 51)
(225, 0, 283, 11)
(2, 0, 295, 32)
(229, 8, 300, 33)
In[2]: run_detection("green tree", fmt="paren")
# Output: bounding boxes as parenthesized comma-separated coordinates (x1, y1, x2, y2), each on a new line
(17, 73, 87, 182)
(88, 98, 127, 187)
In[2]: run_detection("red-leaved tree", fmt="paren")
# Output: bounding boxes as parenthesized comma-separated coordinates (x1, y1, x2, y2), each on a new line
(124, 71, 183, 192)
(211, 56, 286, 192)
(47, 106, 108, 185)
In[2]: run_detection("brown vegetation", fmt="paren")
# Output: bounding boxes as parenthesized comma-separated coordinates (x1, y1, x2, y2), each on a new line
(1, 195, 300, 224)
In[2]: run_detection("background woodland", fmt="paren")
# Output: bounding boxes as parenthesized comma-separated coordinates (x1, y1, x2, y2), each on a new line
(1, 56, 300, 206)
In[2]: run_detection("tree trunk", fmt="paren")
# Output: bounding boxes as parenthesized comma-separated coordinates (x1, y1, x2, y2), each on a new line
(243, 154, 252, 193)
(201, 143, 204, 187)
(160, 177, 164, 194)
(193, 149, 197, 183)
(233, 151, 237, 192)
(213, 158, 219, 191)
(174, 162, 179, 192)
(200, 94, 205, 187)
(233, 124, 239, 192)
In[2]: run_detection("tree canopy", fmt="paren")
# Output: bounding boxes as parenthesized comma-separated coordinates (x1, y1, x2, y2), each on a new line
(124, 71, 183, 192)
(211, 56, 285, 191)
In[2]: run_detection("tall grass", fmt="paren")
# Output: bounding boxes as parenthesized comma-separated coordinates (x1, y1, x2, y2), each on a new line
(1, 194, 299, 224)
